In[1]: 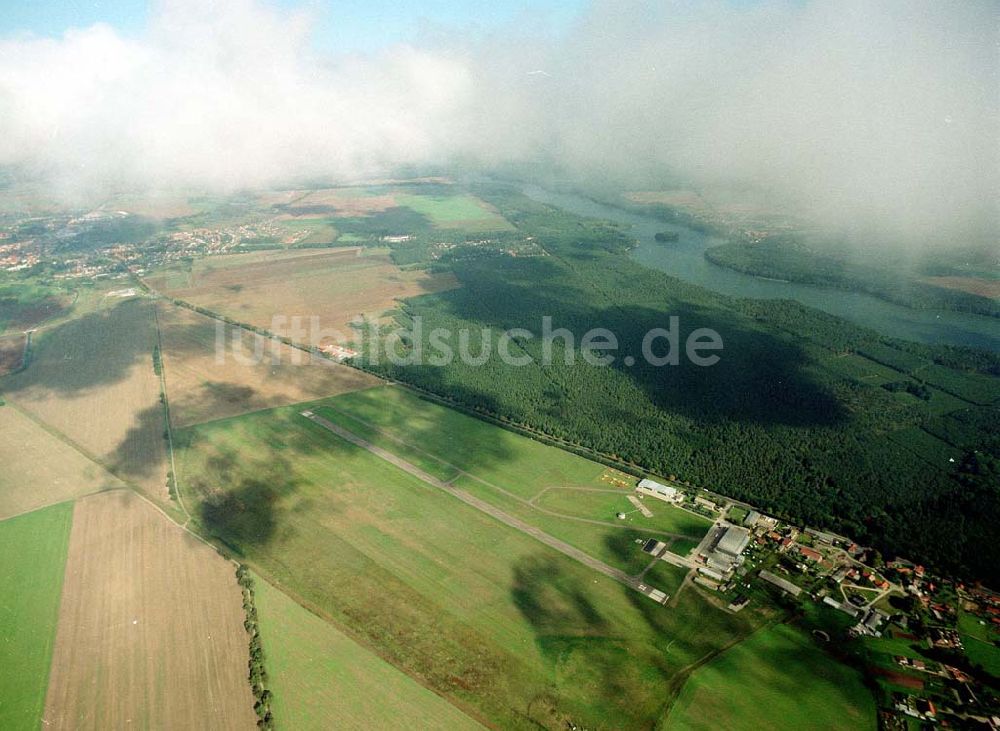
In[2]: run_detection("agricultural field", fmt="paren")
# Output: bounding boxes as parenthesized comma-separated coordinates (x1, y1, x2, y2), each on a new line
(0, 405, 124, 519)
(662, 623, 876, 731)
(0, 296, 169, 496)
(0, 334, 25, 376)
(253, 577, 484, 730)
(144, 248, 457, 345)
(43, 490, 256, 730)
(0, 280, 74, 335)
(157, 303, 380, 427)
(175, 404, 772, 729)
(0, 502, 74, 731)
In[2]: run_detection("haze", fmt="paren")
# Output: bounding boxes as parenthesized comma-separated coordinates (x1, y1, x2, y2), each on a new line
(0, 0, 995, 247)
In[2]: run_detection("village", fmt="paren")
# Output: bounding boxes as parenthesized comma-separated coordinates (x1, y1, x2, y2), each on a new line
(631, 477, 1000, 729)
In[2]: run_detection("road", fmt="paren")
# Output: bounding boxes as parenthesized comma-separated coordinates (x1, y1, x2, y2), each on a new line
(301, 411, 670, 598)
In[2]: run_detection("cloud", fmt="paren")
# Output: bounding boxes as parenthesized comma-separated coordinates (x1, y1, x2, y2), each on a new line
(0, 0, 995, 245)
(0, 0, 473, 192)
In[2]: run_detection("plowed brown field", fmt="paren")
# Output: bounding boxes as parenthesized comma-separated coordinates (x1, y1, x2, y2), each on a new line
(43, 491, 256, 730)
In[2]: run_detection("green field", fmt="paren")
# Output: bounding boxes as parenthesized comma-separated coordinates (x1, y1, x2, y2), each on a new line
(313, 387, 608, 499)
(176, 404, 768, 729)
(958, 611, 1000, 677)
(533, 487, 712, 540)
(0, 502, 74, 730)
(642, 561, 689, 597)
(395, 193, 512, 230)
(663, 623, 876, 731)
(308, 387, 711, 575)
(253, 576, 484, 730)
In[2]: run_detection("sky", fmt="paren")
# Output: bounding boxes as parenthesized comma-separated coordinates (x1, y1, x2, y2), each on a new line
(0, 0, 995, 248)
(0, 0, 586, 52)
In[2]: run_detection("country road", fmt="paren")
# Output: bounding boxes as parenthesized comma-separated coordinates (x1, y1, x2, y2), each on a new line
(300, 411, 673, 600)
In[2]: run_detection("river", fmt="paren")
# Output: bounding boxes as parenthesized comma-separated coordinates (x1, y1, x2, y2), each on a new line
(522, 185, 1000, 352)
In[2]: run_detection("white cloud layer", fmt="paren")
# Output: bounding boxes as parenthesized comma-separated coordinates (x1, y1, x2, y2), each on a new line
(0, 0, 996, 245)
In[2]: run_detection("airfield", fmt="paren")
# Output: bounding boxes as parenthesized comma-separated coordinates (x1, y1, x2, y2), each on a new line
(0, 183, 881, 730)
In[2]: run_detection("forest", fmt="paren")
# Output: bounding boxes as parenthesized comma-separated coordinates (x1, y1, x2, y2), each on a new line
(704, 238, 999, 318)
(361, 184, 1000, 584)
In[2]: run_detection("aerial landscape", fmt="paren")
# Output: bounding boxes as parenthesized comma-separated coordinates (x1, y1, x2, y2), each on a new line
(0, 1, 997, 730)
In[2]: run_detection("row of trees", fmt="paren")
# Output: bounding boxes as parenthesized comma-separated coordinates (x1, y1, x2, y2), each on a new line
(236, 565, 274, 730)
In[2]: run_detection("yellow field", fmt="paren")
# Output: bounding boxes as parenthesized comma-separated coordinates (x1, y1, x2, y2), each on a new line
(0, 406, 125, 520)
(158, 303, 380, 427)
(0, 297, 169, 497)
(145, 248, 457, 346)
(43, 491, 256, 730)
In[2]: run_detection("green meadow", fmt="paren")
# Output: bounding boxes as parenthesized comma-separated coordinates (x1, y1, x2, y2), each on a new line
(253, 576, 484, 730)
(0, 502, 74, 730)
(663, 623, 876, 731)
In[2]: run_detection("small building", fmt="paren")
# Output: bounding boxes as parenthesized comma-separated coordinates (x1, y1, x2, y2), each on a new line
(699, 567, 726, 582)
(798, 546, 823, 563)
(805, 528, 839, 545)
(695, 496, 717, 511)
(642, 539, 666, 556)
(728, 596, 750, 612)
(743, 510, 761, 528)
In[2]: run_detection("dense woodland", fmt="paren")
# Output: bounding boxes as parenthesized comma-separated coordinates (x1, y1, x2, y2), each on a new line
(364, 186, 1000, 584)
(704, 239, 999, 317)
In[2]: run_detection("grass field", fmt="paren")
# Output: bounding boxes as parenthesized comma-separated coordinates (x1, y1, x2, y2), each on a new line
(0, 297, 168, 496)
(315, 386, 608, 499)
(958, 611, 1000, 677)
(642, 561, 689, 597)
(533, 487, 712, 539)
(0, 503, 73, 731)
(158, 303, 380, 427)
(663, 623, 876, 731)
(0, 405, 125, 519)
(145, 248, 457, 346)
(176, 404, 770, 729)
(254, 576, 484, 730)
(304, 388, 713, 576)
(394, 193, 513, 231)
(43, 491, 256, 730)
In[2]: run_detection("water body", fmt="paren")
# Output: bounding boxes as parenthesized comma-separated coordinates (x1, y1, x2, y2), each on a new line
(522, 185, 1000, 352)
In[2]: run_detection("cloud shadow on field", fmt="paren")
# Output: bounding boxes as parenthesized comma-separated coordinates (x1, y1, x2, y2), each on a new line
(387, 254, 847, 431)
(0, 298, 156, 397)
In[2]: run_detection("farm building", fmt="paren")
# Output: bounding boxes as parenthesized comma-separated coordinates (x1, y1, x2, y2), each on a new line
(695, 496, 717, 511)
(715, 526, 750, 558)
(743, 510, 761, 528)
(699, 567, 726, 582)
(636, 479, 678, 502)
(759, 570, 802, 597)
